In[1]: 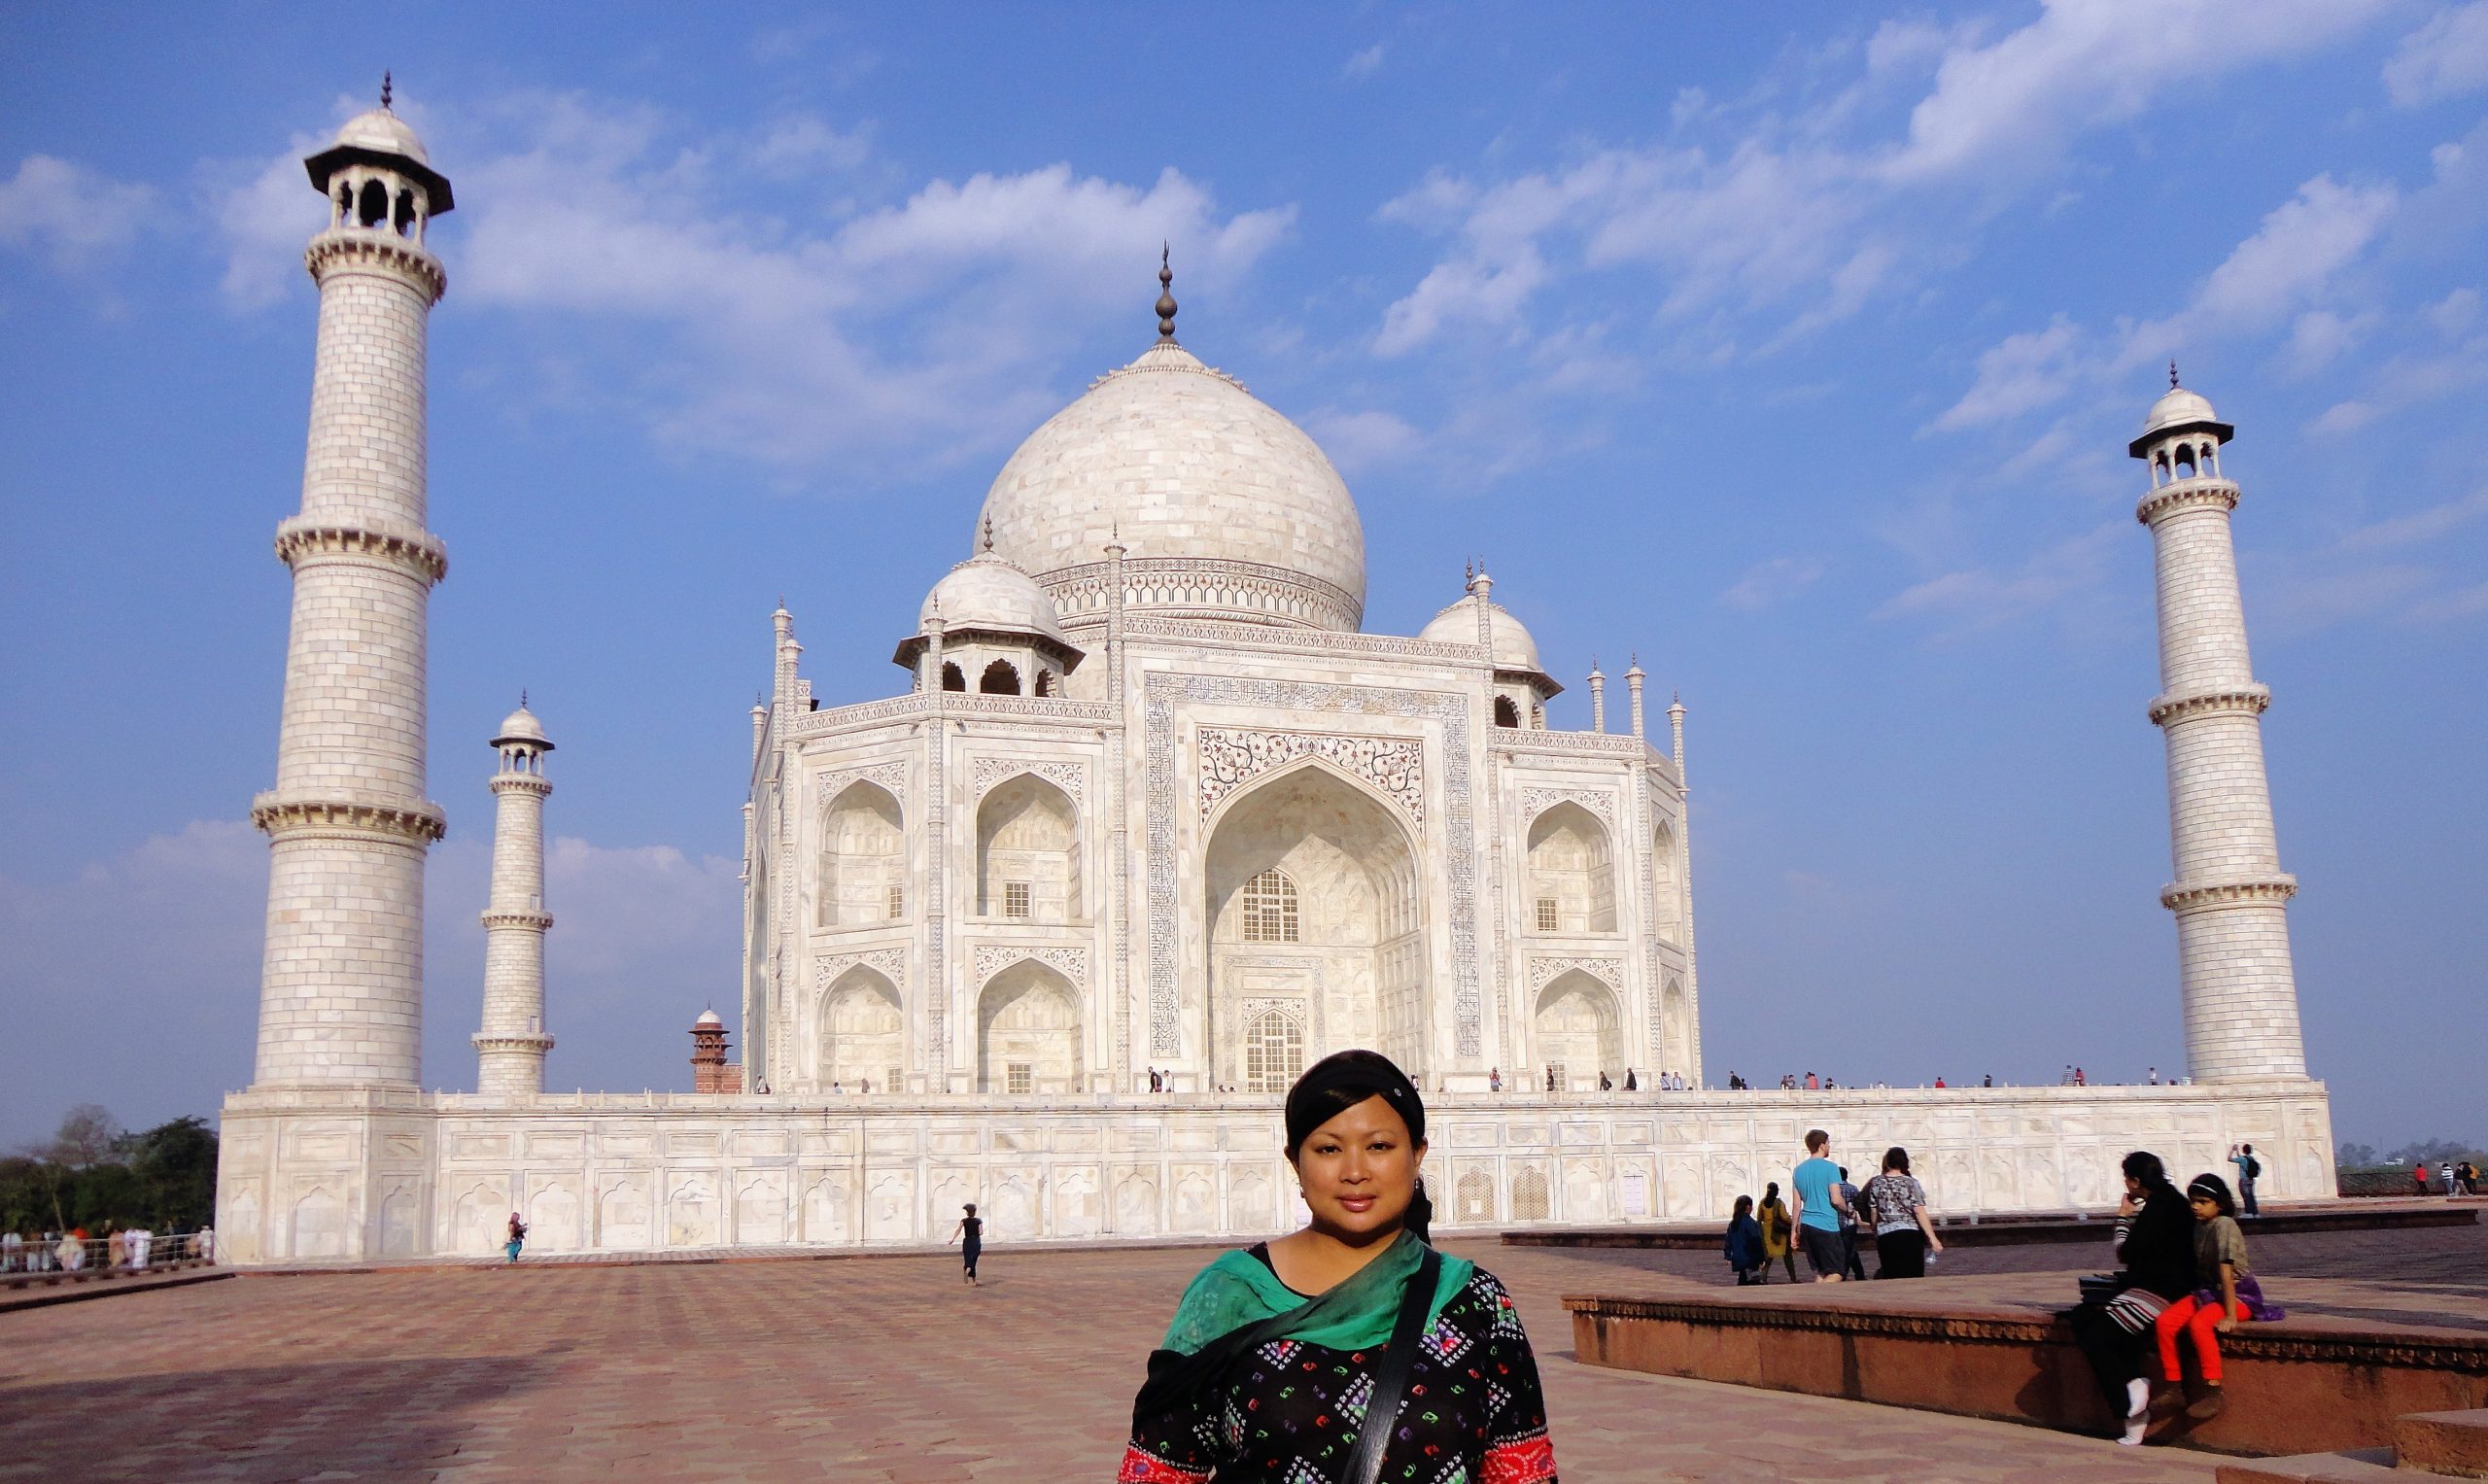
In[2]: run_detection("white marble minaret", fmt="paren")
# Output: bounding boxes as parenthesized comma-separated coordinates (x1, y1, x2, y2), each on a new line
(2132, 370, 2306, 1081)
(248, 81, 454, 1088)
(474, 703, 556, 1098)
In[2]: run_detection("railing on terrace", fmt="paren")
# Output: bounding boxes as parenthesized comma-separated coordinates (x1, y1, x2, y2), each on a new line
(1, 1229, 217, 1282)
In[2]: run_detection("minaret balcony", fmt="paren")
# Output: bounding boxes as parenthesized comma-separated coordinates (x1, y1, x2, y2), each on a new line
(2136, 475, 2241, 525)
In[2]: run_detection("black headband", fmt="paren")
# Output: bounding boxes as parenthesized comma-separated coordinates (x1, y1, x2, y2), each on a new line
(1284, 1051, 1427, 1156)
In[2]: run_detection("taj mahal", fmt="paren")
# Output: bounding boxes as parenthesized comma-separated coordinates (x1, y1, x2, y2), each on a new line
(213, 94, 2334, 1263)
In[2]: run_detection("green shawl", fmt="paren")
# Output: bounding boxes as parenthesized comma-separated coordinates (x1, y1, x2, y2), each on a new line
(1135, 1232, 1473, 1418)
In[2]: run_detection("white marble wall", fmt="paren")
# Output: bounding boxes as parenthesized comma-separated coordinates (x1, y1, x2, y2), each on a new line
(212, 1081, 2337, 1262)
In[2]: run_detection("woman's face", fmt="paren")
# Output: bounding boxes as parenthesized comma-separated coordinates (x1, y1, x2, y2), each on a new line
(2190, 1194, 2219, 1222)
(1293, 1094, 1425, 1239)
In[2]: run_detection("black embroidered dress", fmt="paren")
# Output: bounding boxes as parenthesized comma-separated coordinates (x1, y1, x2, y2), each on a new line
(1119, 1245, 1557, 1484)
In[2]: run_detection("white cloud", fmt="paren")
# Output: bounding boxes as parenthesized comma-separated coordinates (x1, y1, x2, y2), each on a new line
(1720, 555, 1828, 610)
(2384, 2, 2488, 106)
(1931, 315, 2085, 431)
(214, 91, 1296, 473)
(1374, 0, 2392, 362)
(1934, 176, 2397, 431)
(1344, 45, 1386, 80)
(1875, 522, 2124, 630)
(0, 155, 155, 269)
(2339, 487, 2488, 550)
(1304, 408, 1423, 474)
(2284, 309, 2376, 374)
(1882, 0, 2386, 184)
(213, 146, 327, 308)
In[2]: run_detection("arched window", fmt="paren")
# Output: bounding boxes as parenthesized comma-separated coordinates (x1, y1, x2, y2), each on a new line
(941, 662, 965, 692)
(358, 179, 389, 228)
(1242, 1008, 1302, 1093)
(2174, 443, 2197, 479)
(1493, 696, 1521, 728)
(1241, 869, 1299, 943)
(1510, 1166, 1551, 1223)
(394, 188, 415, 236)
(979, 659, 1020, 695)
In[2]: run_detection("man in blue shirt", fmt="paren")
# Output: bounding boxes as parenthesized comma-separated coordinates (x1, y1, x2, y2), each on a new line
(1790, 1128, 1849, 1282)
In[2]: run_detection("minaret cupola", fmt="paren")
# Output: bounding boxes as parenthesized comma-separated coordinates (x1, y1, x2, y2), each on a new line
(305, 73, 455, 241)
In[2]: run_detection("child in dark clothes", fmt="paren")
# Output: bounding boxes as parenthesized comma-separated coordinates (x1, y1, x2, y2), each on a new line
(1723, 1194, 1766, 1285)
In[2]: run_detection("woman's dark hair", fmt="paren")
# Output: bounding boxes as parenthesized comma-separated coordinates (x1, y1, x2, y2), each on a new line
(1883, 1146, 1911, 1175)
(2122, 1150, 2175, 1190)
(2186, 1172, 2237, 1217)
(1284, 1050, 1427, 1157)
(1732, 1194, 1753, 1219)
(1764, 1181, 1780, 1199)
(1283, 1050, 1433, 1240)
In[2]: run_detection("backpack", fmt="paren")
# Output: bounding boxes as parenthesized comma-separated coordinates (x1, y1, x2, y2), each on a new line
(2245, 1156, 2261, 1179)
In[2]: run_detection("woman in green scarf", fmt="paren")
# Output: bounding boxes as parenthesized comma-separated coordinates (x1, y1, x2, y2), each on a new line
(1118, 1051, 1558, 1483)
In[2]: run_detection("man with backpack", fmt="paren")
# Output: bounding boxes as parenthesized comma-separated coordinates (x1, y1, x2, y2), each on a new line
(2229, 1143, 2262, 1217)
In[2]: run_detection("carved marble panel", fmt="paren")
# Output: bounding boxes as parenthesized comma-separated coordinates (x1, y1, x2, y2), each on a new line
(1196, 728, 1425, 834)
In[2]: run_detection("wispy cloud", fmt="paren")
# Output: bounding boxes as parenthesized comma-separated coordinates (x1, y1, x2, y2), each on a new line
(2383, 1, 2488, 106)
(1875, 522, 2125, 632)
(0, 155, 155, 270)
(211, 89, 1297, 475)
(1343, 45, 1386, 80)
(1720, 556, 1828, 610)
(1373, 0, 2393, 360)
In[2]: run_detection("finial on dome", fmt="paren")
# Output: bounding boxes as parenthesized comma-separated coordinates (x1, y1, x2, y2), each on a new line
(1156, 244, 1178, 342)
(381, 71, 394, 111)
(2169, 360, 2181, 390)
(519, 687, 528, 708)
(982, 513, 995, 553)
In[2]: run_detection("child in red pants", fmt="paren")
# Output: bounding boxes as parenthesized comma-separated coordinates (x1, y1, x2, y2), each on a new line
(2152, 1173, 2282, 1423)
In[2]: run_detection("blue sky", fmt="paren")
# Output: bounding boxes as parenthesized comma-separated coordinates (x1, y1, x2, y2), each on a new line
(3, 3, 2482, 1151)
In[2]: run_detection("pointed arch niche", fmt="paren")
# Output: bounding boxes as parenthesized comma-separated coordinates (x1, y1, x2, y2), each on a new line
(818, 965, 904, 1090)
(1203, 761, 1425, 1087)
(1534, 969, 1622, 1090)
(976, 774, 1081, 921)
(818, 781, 905, 929)
(1660, 974, 1693, 1085)
(1650, 819, 1681, 943)
(1527, 801, 1617, 935)
(976, 958, 1082, 1093)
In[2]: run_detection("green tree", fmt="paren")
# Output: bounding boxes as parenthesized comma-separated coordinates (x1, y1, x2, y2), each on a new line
(129, 1117, 218, 1230)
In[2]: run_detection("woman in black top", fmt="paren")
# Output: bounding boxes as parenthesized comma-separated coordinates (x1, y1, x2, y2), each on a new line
(948, 1203, 983, 1286)
(2070, 1151, 2194, 1444)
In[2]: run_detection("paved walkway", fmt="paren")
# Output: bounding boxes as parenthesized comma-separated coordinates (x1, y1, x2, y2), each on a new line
(16, 1236, 2376, 1482)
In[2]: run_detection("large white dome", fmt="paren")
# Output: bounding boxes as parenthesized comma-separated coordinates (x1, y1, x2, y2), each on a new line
(972, 339, 1366, 633)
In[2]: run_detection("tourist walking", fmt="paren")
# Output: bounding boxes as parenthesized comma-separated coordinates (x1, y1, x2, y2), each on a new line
(949, 1203, 984, 1287)
(2228, 1142, 2261, 1217)
(2414, 1163, 2433, 1196)
(107, 1226, 127, 1269)
(1835, 1166, 1868, 1281)
(195, 1225, 215, 1264)
(1724, 1195, 1766, 1286)
(2444, 1161, 2460, 1197)
(1862, 1147, 1942, 1278)
(1121, 1050, 1557, 1482)
(2151, 1172, 2282, 1425)
(0, 1229, 19, 1272)
(1789, 1129, 1849, 1282)
(2069, 1152, 2195, 1447)
(1597, 1070, 1612, 1091)
(1623, 1069, 1638, 1091)
(58, 1230, 85, 1270)
(503, 1212, 527, 1264)
(1489, 1066, 1502, 1092)
(1756, 1183, 1797, 1284)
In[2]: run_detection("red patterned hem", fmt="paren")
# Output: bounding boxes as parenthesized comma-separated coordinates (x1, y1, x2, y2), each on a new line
(1117, 1443, 1212, 1484)
(1484, 1432, 1558, 1484)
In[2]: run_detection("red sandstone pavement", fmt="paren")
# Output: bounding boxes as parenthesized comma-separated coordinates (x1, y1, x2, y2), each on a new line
(7, 1220, 2478, 1482)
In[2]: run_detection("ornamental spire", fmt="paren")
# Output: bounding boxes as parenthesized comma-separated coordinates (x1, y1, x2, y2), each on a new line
(1156, 244, 1178, 342)
(381, 71, 394, 111)
(2169, 360, 2181, 390)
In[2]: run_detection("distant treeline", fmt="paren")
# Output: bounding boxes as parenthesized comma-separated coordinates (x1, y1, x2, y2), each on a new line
(2336, 1137, 2484, 1170)
(2, 1105, 217, 1236)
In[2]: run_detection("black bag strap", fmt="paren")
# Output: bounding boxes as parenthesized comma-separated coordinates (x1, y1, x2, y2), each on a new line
(1342, 1245, 1442, 1484)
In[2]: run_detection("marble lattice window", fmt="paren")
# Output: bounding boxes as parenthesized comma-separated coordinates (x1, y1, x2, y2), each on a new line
(1535, 897, 1559, 932)
(1243, 1009, 1303, 1093)
(1007, 1062, 1033, 1094)
(1241, 870, 1299, 943)
(886, 884, 904, 919)
(1004, 880, 1032, 918)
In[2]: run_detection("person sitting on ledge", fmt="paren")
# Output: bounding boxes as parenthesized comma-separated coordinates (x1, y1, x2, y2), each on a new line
(2152, 1173, 2284, 1426)
(2069, 1152, 2194, 1447)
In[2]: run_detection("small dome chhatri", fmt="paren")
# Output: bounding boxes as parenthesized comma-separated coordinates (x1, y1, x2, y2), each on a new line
(918, 550, 1068, 645)
(2129, 362, 2232, 456)
(1420, 599, 1542, 673)
(303, 72, 455, 213)
(491, 700, 551, 750)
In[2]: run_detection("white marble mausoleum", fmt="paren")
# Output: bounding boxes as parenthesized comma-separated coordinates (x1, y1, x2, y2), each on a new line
(213, 93, 2335, 1264)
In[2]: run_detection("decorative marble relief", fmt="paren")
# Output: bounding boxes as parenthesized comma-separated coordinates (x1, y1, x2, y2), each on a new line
(972, 943, 1090, 988)
(1518, 786, 1617, 827)
(1196, 728, 1426, 833)
(1528, 956, 1624, 992)
(971, 757, 1087, 807)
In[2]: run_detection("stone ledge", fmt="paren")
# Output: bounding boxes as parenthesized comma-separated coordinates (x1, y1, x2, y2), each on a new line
(1510, 1203, 2475, 1251)
(1565, 1280, 2488, 1459)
